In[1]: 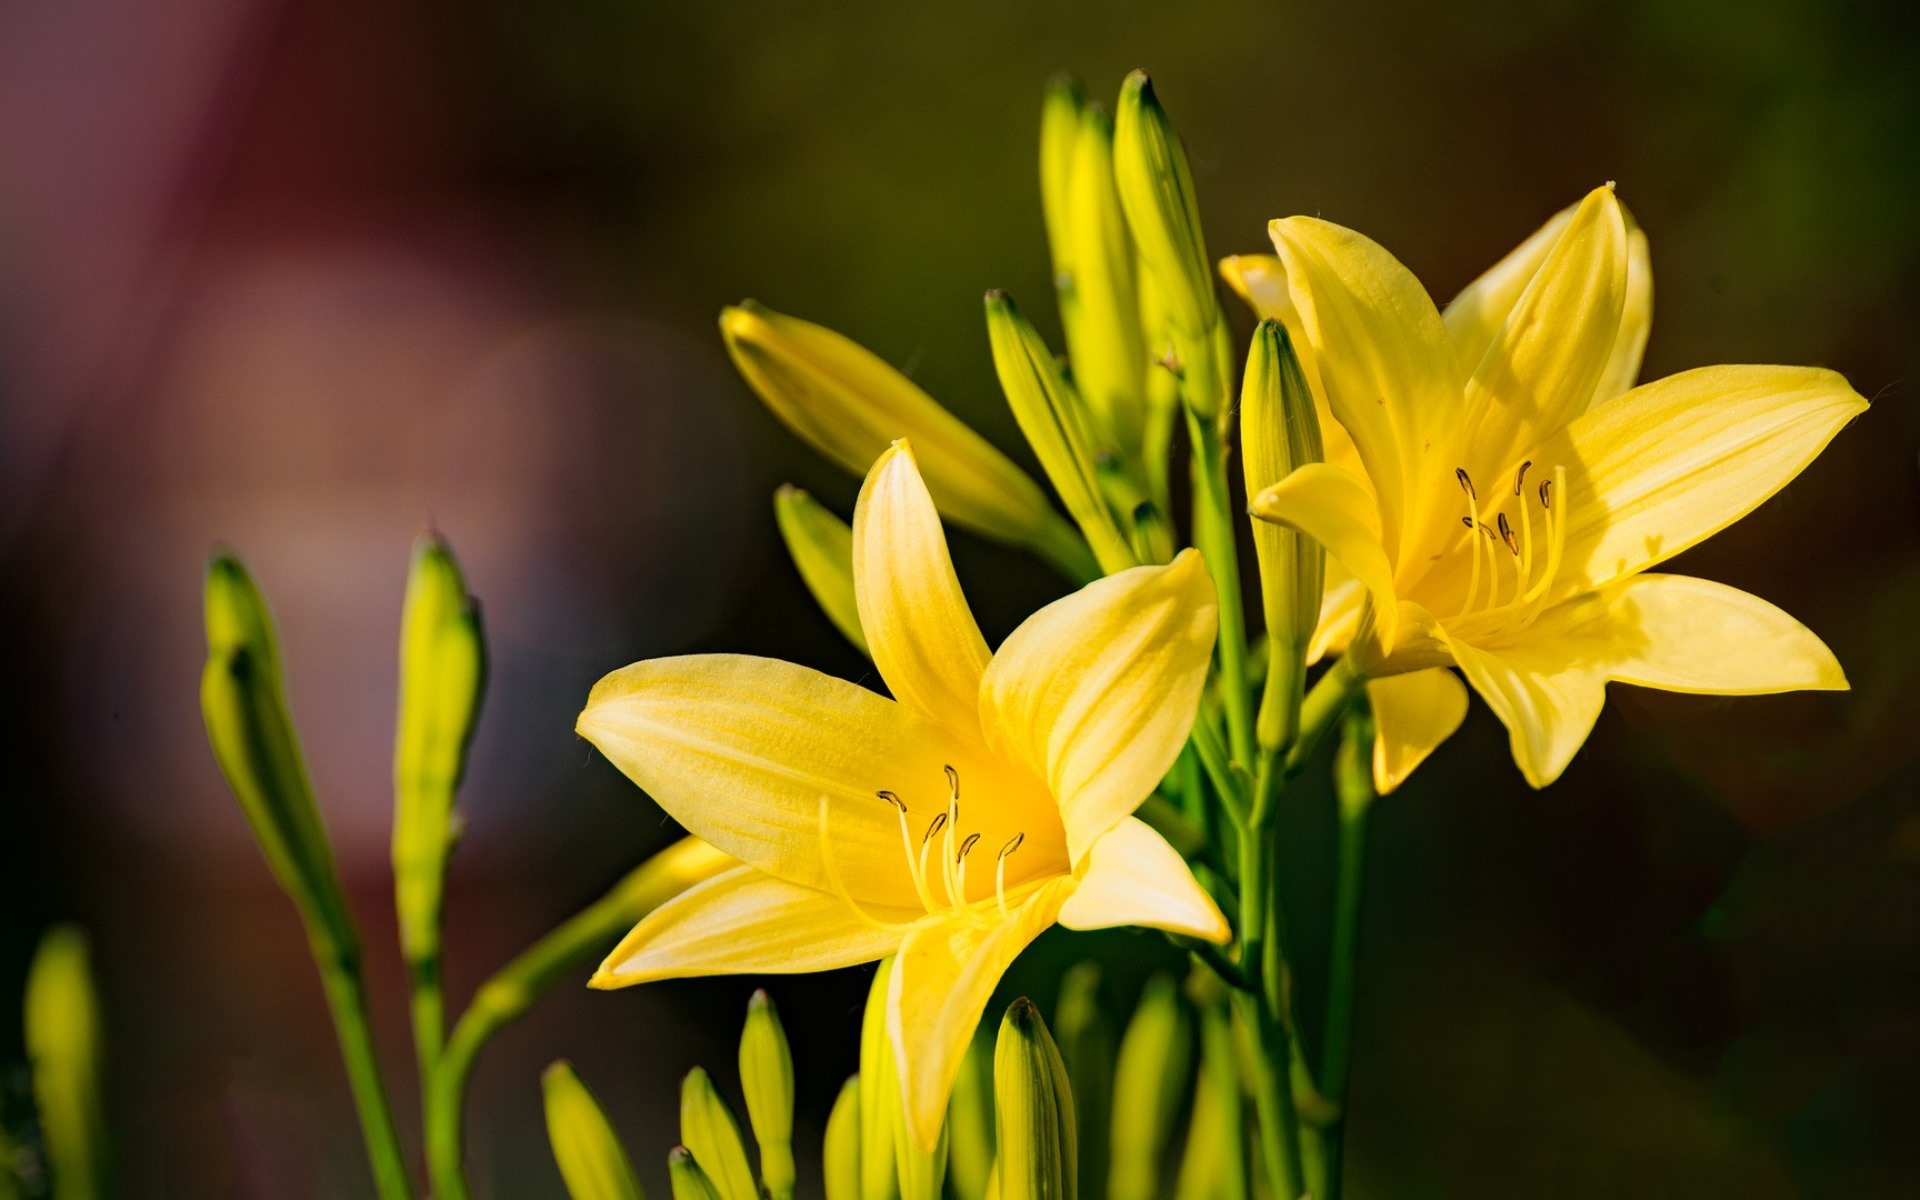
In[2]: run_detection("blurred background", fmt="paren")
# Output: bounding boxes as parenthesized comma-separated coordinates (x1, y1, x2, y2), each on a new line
(3, 0, 1918, 1195)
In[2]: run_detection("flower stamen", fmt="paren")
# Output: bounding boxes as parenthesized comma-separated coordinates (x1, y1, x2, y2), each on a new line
(995, 833, 1025, 918)
(818, 797, 916, 933)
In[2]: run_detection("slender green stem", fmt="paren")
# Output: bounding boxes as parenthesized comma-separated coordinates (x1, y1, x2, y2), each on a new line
(307, 925, 415, 1200)
(1186, 413, 1257, 771)
(407, 958, 444, 1090)
(1232, 988, 1305, 1200)
(1188, 711, 1244, 828)
(1319, 711, 1376, 1200)
(1285, 658, 1363, 778)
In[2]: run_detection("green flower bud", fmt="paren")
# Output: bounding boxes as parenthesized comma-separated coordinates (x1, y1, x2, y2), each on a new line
(25, 926, 110, 1200)
(1038, 74, 1086, 269)
(771, 487, 866, 654)
(983, 290, 1135, 574)
(1052, 963, 1112, 1200)
(992, 998, 1076, 1200)
(541, 1061, 642, 1200)
(1241, 321, 1326, 753)
(944, 1036, 994, 1200)
(1061, 104, 1149, 463)
(200, 552, 350, 938)
(1108, 975, 1193, 1200)
(667, 1148, 722, 1200)
(857, 961, 899, 1200)
(823, 1077, 863, 1200)
(679, 1068, 756, 1200)
(739, 991, 796, 1200)
(721, 301, 1093, 579)
(1174, 999, 1246, 1200)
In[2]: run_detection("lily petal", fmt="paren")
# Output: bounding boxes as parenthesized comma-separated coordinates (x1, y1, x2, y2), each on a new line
(1308, 567, 1365, 665)
(1250, 463, 1400, 653)
(579, 654, 1046, 908)
(1442, 204, 1577, 368)
(1269, 216, 1462, 557)
(1604, 573, 1848, 694)
(1545, 365, 1868, 594)
(1056, 816, 1230, 942)
(591, 865, 909, 987)
(854, 442, 992, 733)
(1460, 185, 1628, 476)
(1437, 609, 1612, 788)
(1366, 668, 1468, 793)
(889, 879, 1075, 1148)
(978, 550, 1217, 864)
(1592, 216, 1652, 402)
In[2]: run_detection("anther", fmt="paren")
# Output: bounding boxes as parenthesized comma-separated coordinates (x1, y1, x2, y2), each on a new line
(1478, 521, 1498, 540)
(1455, 467, 1477, 500)
(943, 764, 959, 797)
(1497, 513, 1519, 556)
(876, 790, 906, 813)
(921, 811, 948, 844)
(957, 832, 981, 863)
(1461, 516, 1474, 529)
(998, 833, 1025, 858)
(1538, 479, 1553, 510)
(1514, 461, 1532, 495)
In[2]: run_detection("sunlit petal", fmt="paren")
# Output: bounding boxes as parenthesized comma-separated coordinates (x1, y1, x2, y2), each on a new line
(591, 866, 910, 987)
(1056, 816, 1229, 942)
(1591, 216, 1652, 402)
(1366, 668, 1468, 793)
(1437, 608, 1612, 788)
(979, 551, 1217, 864)
(1604, 574, 1847, 694)
(1250, 463, 1400, 652)
(1442, 203, 1576, 368)
(853, 442, 992, 733)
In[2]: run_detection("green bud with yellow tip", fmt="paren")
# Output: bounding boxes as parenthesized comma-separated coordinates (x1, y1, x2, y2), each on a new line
(1241, 321, 1325, 754)
(720, 301, 1094, 580)
(667, 1148, 723, 1200)
(1052, 963, 1112, 1200)
(823, 1077, 863, 1200)
(771, 487, 866, 654)
(983, 290, 1136, 575)
(1038, 74, 1086, 269)
(679, 1068, 756, 1200)
(1108, 975, 1193, 1200)
(739, 991, 796, 1200)
(541, 1061, 643, 1200)
(25, 925, 110, 1200)
(992, 997, 1076, 1200)
(857, 961, 899, 1200)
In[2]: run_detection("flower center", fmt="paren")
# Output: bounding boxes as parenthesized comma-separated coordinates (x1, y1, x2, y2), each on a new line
(1447, 459, 1569, 631)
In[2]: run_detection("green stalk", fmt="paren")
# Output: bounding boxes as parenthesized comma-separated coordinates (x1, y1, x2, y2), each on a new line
(1319, 710, 1376, 1200)
(1186, 413, 1256, 771)
(307, 926, 416, 1200)
(1285, 659, 1363, 778)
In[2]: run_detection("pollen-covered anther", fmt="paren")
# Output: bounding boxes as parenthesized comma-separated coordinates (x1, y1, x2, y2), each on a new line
(877, 790, 906, 813)
(1514, 461, 1532, 496)
(1455, 467, 1477, 500)
(1538, 479, 1553, 510)
(1497, 513, 1519, 556)
(995, 832, 1025, 917)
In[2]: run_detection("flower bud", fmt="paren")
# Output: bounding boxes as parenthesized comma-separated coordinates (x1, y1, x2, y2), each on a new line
(392, 533, 486, 1002)
(1052, 963, 1112, 1200)
(771, 486, 866, 654)
(738, 991, 796, 1200)
(1241, 321, 1326, 753)
(720, 301, 1090, 577)
(541, 1061, 642, 1200)
(1039, 75, 1086, 270)
(992, 998, 1076, 1200)
(1108, 975, 1193, 1200)
(823, 1077, 863, 1200)
(200, 552, 350, 937)
(679, 1068, 756, 1200)
(857, 961, 899, 1200)
(983, 290, 1135, 574)
(25, 926, 109, 1200)
(944, 1037, 994, 1200)
(668, 1147, 722, 1200)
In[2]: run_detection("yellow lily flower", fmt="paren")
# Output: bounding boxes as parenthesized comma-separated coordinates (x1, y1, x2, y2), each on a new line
(577, 441, 1228, 1149)
(1245, 184, 1863, 789)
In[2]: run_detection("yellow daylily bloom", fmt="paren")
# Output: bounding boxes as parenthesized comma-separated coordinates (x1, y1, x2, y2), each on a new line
(578, 441, 1228, 1149)
(1248, 184, 1863, 789)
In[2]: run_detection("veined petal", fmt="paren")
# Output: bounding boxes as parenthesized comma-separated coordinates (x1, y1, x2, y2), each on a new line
(854, 443, 992, 733)
(578, 654, 1047, 908)
(1250, 463, 1400, 653)
(1592, 215, 1652, 402)
(1056, 816, 1229, 942)
(1269, 216, 1462, 558)
(1308, 568, 1365, 665)
(1604, 574, 1847, 694)
(591, 865, 909, 987)
(889, 879, 1075, 1148)
(1366, 668, 1468, 793)
(1436, 607, 1612, 788)
(979, 551, 1217, 865)
(1544, 365, 1868, 594)
(1460, 185, 1628, 476)
(1442, 204, 1576, 368)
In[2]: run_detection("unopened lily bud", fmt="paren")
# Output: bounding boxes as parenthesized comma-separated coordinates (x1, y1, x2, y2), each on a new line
(25, 926, 109, 1200)
(858, 961, 900, 1200)
(392, 535, 485, 1005)
(542, 1061, 642, 1200)
(721, 301, 1091, 578)
(201, 552, 350, 938)
(1113, 71, 1227, 420)
(1039, 74, 1086, 268)
(1108, 975, 1193, 1200)
(667, 1148, 722, 1200)
(993, 998, 1076, 1200)
(1242, 321, 1326, 753)
(1052, 963, 1112, 1200)
(679, 1068, 756, 1200)
(739, 991, 796, 1200)
(945, 1035, 994, 1200)
(771, 486, 866, 654)
(983, 290, 1135, 574)
(824, 1077, 863, 1200)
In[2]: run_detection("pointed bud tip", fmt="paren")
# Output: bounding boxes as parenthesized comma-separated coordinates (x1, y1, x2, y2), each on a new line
(748, 987, 773, 1012)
